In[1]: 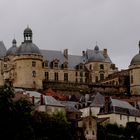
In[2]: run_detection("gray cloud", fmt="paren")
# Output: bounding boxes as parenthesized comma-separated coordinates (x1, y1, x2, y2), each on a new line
(0, 0, 140, 70)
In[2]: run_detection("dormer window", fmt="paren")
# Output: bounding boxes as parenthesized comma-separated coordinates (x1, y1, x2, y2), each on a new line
(52, 59, 59, 68)
(62, 62, 68, 69)
(54, 62, 58, 68)
(43, 61, 48, 68)
(76, 63, 84, 70)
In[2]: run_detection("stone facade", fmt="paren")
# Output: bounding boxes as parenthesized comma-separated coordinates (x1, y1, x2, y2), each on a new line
(0, 27, 117, 90)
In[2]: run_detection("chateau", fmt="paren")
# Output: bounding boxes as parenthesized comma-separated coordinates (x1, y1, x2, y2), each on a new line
(0, 27, 117, 89)
(0, 27, 140, 95)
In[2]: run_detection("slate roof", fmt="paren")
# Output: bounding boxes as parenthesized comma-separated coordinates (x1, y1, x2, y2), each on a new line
(17, 42, 41, 55)
(60, 101, 81, 112)
(7, 46, 18, 56)
(86, 49, 105, 62)
(130, 53, 140, 65)
(25, 90, 42, 104)
(111, 98, 137, 110)
(25, 90, 41, 98)
(40, 49, 85, 69)
(40, 45, 113, 70)
(44, 96, 65, 107)
(90, 93, 105, 107)
(68, 55, 85, 69)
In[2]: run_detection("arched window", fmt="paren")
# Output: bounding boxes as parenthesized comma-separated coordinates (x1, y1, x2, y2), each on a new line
(32, 71, 36, 77)
(100, 74, 104, 80)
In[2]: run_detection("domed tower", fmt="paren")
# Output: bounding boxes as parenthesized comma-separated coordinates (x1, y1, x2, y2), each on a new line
(85, 44, 115, 83)
(129, 41, 140, 95)
(6, 38, 18, 56)
(13, 27, 43, 89)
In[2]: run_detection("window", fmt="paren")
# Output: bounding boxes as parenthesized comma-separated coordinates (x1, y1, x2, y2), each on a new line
(54, 62, 58, 68)
(127, 116, 129, 122)
(135, 117, 137, 122)
(45, 72, 49, 80)
(120, 114, 122, 120)
(131, 75, 133, 84)
(100, 64, 104, 69)
(86, 130, 88, 134)
(92, 130, 94, 135)
(63, 62, 68, 69)
(52, 59, 59, 68)
(54, 72, 58, 81)
(4, 64, 7, 68)
(95, 76, 98, 82)
(90, 64, 92, 70)
(100, 74, 104, 80)
(79, 64, 83, 69)
(32, 61, 36, 67)
(44, 61, 48, 68)
(32, 71, 36, 77)
(75, 72, 78, 76)
(80, 78, 83, 83)
(80, 72, 83, 77)
(75, 78, 78, 83)
(89, 120, 92, 126)
(64, 73, 68, 82)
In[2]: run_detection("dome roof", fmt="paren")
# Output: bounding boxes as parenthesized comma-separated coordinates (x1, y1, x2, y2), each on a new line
(16, 42, 40, 55)
(87, 45, 105, 62)
(88, 52, 105, 62)
(130, 53, 140, 65)
(0, 41, 7, 58)
(6, 46, 17, 56)
(24, 26, 32, 34)
(130, 42, 140, 65)
(6, 39, 17, 56)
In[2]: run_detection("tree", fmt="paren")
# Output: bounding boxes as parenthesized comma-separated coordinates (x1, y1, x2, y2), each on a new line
(0, 84, 15, 139)
(12, 98, 34, 140)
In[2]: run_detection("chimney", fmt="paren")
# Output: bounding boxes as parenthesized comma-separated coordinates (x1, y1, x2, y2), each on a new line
(103, 49, 107, 58)
(40, 94, 44, 105)
(104, 96, 110, 113)
(64, 49, 68, 59)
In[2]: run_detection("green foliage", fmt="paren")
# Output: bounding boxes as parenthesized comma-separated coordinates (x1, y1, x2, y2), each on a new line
(0, 85, 75, 140)
(32, 111, 74, 140)
(98, 122, 140, 140)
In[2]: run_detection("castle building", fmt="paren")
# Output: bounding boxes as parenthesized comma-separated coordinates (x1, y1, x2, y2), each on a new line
(0, 27, 117, 90)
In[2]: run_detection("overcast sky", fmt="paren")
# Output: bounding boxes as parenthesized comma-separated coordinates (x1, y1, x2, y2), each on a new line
(0, 0, 140, 70)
